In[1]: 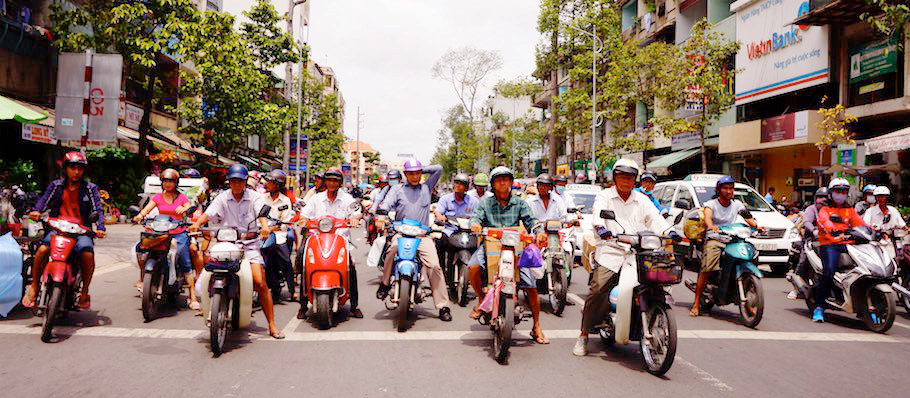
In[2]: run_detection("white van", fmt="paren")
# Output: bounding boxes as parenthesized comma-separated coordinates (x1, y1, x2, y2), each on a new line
(655, 174, 800, 274)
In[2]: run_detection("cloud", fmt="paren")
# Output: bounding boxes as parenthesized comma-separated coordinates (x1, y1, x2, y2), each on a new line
(223, 0, 539, 163)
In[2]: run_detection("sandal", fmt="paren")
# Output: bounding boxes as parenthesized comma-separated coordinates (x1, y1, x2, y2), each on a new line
(530, 329, 550, 344)
(188, 299, 201, 311)
(269, 330, 286, 340)
(469, 307, 483, 320)
(689, 307, 700, 317)
(77, 294, 91, 311)
(21, 285, 37, 309)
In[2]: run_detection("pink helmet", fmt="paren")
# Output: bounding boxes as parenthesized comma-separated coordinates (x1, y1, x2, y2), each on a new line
(403, 158, 423, 172)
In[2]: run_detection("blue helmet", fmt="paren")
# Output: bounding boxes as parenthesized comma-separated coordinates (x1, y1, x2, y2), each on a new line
(715, 175, 735, 188)
(227, 163, 249, 181)
(181, 168, 201, 178)
(387, 170, 402, 180)
(862, 184, 877, 194)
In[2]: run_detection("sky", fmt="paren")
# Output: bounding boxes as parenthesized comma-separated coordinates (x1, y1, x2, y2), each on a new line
(223, 0, 540, 163)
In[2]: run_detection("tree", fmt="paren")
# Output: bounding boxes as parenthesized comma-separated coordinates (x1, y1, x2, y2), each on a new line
(815, 97, 858, 164)
(432, 48, 502, 123)
(432, 105, 488, 178)
(50, 0, 203, 165)
(364, 151, 382, 167)
(862, 0, 910, 44)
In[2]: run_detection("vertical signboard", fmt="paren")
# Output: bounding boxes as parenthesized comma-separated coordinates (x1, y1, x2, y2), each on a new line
(54, 52, 122, 142)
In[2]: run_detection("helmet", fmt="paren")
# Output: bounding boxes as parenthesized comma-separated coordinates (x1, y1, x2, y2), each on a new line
(403, 158, 423, 172)
(862, 184, 877, 193)
(160, 168, 180, 185)
(715, 175, 735, 188)
(265, 169, 287, 187)
(324, 168, 343, 181)
(181, 168, 201, 178)
(537, 173, 554, 186)
(226, 164, 249, 180)
(555, 174, 568, 184)
(828, 178, 850, 191)
(378, 175, 389, 183)
(387, 169, 402, 180)
(814, 187, 828, 197)
(473, 173, 490, 187)
(873, 186, 891, 196)
(512, 181, 522, 189)
(490, 166, 514, 183)
(612, 158, 640, 178)
(314, 171, 325, 180)
(453, 173, 470, 186)
(248, 170, 261, 181)
(640, 170, 657, 182)
(63, 151, 88, 167)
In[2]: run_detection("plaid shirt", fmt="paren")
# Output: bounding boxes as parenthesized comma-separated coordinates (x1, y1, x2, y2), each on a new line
(470, 194, 539, 233)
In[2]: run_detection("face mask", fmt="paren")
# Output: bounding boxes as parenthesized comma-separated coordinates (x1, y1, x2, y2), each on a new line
(389, 180, 400, 186)
(555, 186, 565, 195)
(865, 195, 875, 204)
(832, 193, 848, 205)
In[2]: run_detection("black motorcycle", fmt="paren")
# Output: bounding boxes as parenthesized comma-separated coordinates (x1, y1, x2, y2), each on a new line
(436, 216, 479, 307)
(263, 217, 297, 302)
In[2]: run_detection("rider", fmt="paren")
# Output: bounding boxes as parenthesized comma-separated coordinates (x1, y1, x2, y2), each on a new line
(467, 172, 492, 200)
(375, 159, 453, 322)
(690, 176, 763, 318)
(814, 178, 868, 323)
(371, 169, 403, 212)
(635, 170, 669, 216)
(855, 184, 877, 216)
(303, 171, 326, 203)
(527, 173, 569, 222)
(262, 169, 297, 302)
(554, 174, 569, 196)
(787, 187, 828, 300)
(863, 186, 907, 231)
(468, 166, 549, 344)
(188, 163, 285, 339)
(22, 151, 106, 310)
(298, 168, 364, 319)
(131, 168, 200, 310)
(370, 175, 389, 203)
(572, 158, 676, 356)
(433, 173, 479, 273)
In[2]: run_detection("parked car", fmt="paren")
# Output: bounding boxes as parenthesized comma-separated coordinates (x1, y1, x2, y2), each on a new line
(655, 174, 799, 274)
(562, 183, 602, 266)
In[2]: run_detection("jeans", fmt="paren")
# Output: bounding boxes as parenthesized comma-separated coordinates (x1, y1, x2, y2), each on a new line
(172, 232, 193, 274)
(816, 244, 845, 307)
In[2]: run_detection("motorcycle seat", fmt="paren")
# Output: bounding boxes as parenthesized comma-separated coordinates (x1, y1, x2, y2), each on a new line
(836, 253, 855, 271)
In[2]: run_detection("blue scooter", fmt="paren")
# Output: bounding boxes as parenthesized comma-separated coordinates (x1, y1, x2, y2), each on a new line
(385, 218, 432, 332)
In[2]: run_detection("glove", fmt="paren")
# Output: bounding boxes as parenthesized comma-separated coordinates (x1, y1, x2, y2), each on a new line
(595, 226, 612, 240)
(668, 230, 682, 243)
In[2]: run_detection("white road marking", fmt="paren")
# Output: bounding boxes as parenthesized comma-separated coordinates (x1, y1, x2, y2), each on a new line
(95, 262, 131, 276)
(0, 324, 903, 344)
(893, 321, 910, 331)
(567, 293, 585, 306)
(677, 356, 734, 392)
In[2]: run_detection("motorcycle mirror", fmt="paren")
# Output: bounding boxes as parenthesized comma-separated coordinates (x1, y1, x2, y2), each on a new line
(258, 205, 272, 219)
(674, 199, 692, 210)
(127, 205, 141, 216)
(600, 210, 616, 220)
(184, 205, 198, 216)
(376, 209, 389, 216)
(674, 212, 684, 225)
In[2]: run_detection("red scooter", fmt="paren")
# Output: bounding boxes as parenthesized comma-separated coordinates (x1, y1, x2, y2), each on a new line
(36, 215, 96, 343)
(301, 215, 352, 329)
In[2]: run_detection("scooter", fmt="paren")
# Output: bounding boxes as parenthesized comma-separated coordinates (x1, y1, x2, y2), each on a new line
(537, 219, 572, 316)
(381, 214, 432, 332)
(15, 219, 43, 300)
(35, 213, 98, 343)
(790, 222, 897, 333)
(437, 216, 478, 307)
(888, 228, 910, 313)
(594, 210, 681, 376)
(684, 210, 765, 328)
(480, 227, 535, 363)
(262, 217, 296, 302)
(138, 211, 194, 321)
(301, 215, 352, 329)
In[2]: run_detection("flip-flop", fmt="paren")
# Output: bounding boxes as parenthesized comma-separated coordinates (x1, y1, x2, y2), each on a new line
(530, 330, 550, 344)
(469, 307, 483, 319)
(77, 294, 91, 311)
(689, 307, 700, 317)
(269, 330, 286, 340)
(21, 285, 37, 309)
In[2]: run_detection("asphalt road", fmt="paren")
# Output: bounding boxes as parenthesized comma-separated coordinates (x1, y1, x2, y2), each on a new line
(2, 226, 910, 397)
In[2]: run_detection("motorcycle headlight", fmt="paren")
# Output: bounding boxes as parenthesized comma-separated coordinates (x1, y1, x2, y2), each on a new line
(396, 223, 425, 237)
(640, 235, 662, 250)
(500, 230, 520, 247)
(318, 218, 334, 233)
(216, 229, 238, 242)
(151, 220, 176, 233)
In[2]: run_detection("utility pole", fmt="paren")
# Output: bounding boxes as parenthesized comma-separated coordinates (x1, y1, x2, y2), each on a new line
(355, 107, 365, 184)
(284, 0, 308, 173)
(567, 23, 601, 185)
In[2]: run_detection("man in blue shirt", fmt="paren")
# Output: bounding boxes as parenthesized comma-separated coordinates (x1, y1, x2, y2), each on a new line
(376, 159, 452, 321)
(634, 170, 668, 216)
(433, 173, 479, 284)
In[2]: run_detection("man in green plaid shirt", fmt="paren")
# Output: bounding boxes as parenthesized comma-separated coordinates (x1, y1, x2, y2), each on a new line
(468, 166, 549, 344)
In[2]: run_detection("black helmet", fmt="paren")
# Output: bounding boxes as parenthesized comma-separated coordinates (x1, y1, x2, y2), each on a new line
(536, 173, 554, 186)
(555, 174, 567, 184)
(453, 173, 470, 186)
(814, 187, 828, 197)
(265, 169, 287, 187)
(640, 170, 657, 182)
(226, 163, 249, 181)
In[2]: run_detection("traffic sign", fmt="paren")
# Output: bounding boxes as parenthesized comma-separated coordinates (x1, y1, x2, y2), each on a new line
(288, 164, 307, 172)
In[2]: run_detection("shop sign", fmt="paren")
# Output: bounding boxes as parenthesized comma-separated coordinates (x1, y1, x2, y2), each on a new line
(797, 178, 816, 187)
(858, 82, 885, 95)
(760, 110, 809, 143)
(849, 36, 898, 84)
(556, 163, 569, 175)
(21, 123, 56, 144)
(671, 131, 701, 151)
(341, 163, 351, 175)
(60, 139, 106, 150)
(734, 0, 829, 105)
(125, 103, 144, 130)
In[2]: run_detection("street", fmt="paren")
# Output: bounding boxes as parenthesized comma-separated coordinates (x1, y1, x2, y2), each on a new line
(0, 226, 908, 397)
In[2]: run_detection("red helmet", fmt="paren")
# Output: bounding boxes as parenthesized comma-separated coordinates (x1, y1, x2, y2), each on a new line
(379, 175, 389, 183)
(63, 151, 88, 167)
(512, 181, 522, 189)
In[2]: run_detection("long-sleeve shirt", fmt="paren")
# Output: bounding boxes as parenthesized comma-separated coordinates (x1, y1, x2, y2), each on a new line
(379, 165, 442, 224)
(591, 187, 671, 273)
(34, 178, 105, 231)
(817, 205, 866, 246)
(801, 204, 820, 236)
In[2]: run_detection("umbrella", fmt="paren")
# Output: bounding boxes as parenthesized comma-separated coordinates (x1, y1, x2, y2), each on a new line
(0, 96, 47, 123)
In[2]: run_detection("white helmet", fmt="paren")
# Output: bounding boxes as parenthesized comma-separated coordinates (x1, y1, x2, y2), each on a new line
(828, 178, 850, 191)
(873, 186, 891, 196)
(612, 158, 640, 178)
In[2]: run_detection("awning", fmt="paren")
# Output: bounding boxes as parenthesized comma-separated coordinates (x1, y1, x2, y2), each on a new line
(864, 126, 910, 154)
(646, 148, 700, 175)
(1, 95, 48, 123)
(791, 0, 877, 27)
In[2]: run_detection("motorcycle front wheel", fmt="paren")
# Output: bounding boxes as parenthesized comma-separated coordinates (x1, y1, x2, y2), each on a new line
(493, 292, 514, 363)
(864, 287, 896, 333)
(456, 261, 469, 307)
(41, 283, 62, 343)
(315, 292, 334, 329)
(210, 293, 228, 356)
(640, 303, 677, 376)
(738, 273, 764, 328)
(548, 266, 567, 316)
(395, 278, 411, 332)
(141, 268, 160, 322)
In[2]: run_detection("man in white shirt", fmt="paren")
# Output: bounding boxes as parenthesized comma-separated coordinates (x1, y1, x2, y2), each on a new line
(298, 168, 363, 319)
(262, 170, 296, 302)
(527, 173, 569, 222)
(864, 186, 907, 260)
(573, 158, 675, 356)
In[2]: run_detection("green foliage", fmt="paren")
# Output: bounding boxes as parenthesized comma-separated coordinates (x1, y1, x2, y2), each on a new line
(432, 106, 489, 178)
(861, 0, 910, 45)
(85, 147, 144, 211)
(241, 0, 300, 77)
(495, 77, 543, 98)
(0, 158, 39, 191)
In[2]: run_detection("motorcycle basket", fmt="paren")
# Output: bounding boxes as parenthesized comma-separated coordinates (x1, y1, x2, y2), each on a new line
(138, 232, 170, 251)
(637, 251, 682, 285)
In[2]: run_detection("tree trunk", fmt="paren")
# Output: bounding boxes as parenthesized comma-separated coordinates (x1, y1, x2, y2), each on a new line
(547, 70, 558, 175)
(700, 106, 708, 173)
(138, 66, 159, 169)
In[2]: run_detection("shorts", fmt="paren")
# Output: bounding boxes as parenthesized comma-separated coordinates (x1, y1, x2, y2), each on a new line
(467, 246, 536, 289)
(243, 248, 264, 266)
(42, 231, 94, 254)
(701, 240, 726, 272)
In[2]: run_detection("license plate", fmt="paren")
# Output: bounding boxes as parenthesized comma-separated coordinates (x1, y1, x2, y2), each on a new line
(755, 243, 776, 252)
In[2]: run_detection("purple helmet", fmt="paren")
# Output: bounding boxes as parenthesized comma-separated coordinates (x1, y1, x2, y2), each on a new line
(403, 158, 423, 172)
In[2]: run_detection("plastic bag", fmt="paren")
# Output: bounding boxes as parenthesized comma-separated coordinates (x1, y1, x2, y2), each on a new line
(366, 235, 387, 268)
(519, 243, 545, 280)
(0, 232, 23, 317)
(478, 282, 497, 313)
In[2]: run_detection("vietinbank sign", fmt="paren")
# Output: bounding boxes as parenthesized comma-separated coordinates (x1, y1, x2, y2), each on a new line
(733, 0, 828, 105)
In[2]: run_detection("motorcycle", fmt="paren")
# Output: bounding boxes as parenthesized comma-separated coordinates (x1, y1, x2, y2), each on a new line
(595, 210, 681, 376)
(888, 227, 910, 313)
(35, 213, 98, 343)
(138, 212, 195, 321)
(435, 216, 478, 307)
(15, 219, 44, 300)
(300, 215, 352, 328)
(262, 217, 296, 302)
(790, 220, 897, 333)
(479, 227, 535, 363)
(380, 213, 433, 332)
(683, 211, 765, 328)
(536, 219, 572, 316)
(198, 207, 268, 355)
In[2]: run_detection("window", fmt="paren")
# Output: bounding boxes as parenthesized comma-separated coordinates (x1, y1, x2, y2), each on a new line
(657, 184, 676, 207)
(676, 187, 694, 208)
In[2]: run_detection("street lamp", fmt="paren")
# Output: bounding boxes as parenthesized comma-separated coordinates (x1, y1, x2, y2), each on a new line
(566, 23, 601, 185)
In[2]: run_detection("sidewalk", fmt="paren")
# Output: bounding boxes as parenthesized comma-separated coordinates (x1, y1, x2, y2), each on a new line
(94, 223, 142, 271)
